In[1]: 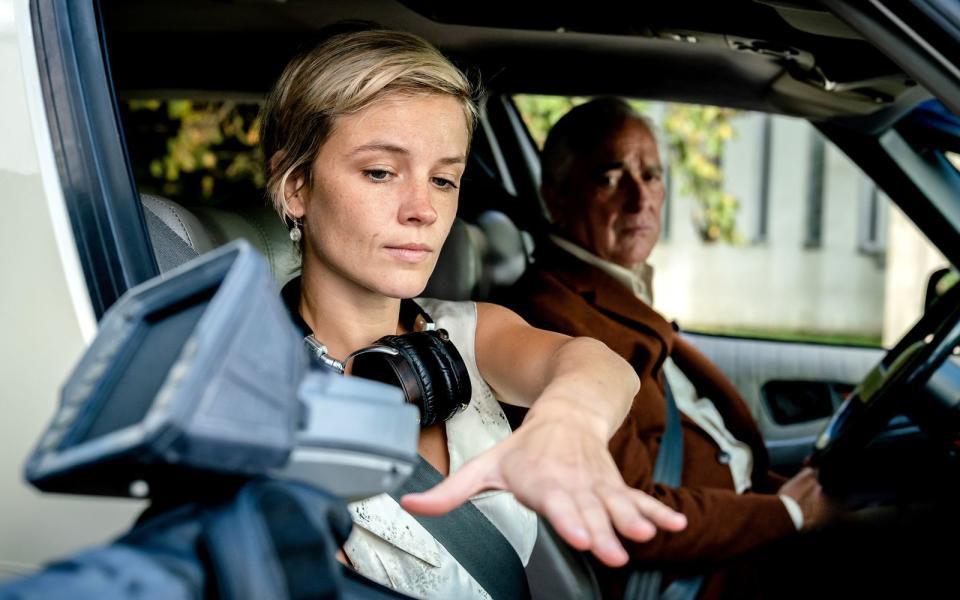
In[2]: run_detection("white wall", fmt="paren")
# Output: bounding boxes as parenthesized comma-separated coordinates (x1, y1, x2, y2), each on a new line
(0, 2, 142, 577)
(882, 205, 948, 347)
(650, 113, 888, 339)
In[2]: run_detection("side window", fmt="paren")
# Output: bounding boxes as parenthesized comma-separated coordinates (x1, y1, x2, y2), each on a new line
(514, 95, 948, 349)
(118, 100, 264, 206)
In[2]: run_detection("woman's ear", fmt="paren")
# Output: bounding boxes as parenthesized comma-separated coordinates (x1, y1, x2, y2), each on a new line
(284, 172, 307, 219)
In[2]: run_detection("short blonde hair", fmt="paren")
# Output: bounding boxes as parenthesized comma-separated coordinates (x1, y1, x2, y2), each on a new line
(261, 29, 478, 219)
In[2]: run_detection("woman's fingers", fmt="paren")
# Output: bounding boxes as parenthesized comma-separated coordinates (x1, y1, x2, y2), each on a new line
(539, 490, 591, 551)
(538, 485, 676, 567)
(400, 453, 501, 516)
(575, 491, 629, 567)
(631, 489, 688, 532)
(601, 486, 658, 544)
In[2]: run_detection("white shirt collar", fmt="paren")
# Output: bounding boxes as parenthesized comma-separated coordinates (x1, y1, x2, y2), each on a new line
(549, 234, 655, 305)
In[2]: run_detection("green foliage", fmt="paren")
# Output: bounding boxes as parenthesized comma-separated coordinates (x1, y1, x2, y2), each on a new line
(663, 104, 741, 243)
(122, 99, 264, 203)
(935, 267, 959, 297)
(513, 95, 742, 244)
(513, 95, 587, 147)
(690, 325, 883, 348)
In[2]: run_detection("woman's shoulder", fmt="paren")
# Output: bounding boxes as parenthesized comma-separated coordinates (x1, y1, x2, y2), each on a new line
(414, 298, 478, 338)
(414, 297, 475, 320)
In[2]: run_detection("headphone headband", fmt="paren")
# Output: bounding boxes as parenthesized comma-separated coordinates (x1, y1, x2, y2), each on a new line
(282, 278, 472, 426)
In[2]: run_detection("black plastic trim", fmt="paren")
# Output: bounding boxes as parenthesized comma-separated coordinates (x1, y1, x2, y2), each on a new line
(818, 123, 960, 268)
(824, 0, 960, 116)
(31, 0, 158, 319)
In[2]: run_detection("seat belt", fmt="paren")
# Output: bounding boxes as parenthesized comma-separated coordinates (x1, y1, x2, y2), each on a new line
(625, 378, 704, 600)
(389, 457, 531, 600)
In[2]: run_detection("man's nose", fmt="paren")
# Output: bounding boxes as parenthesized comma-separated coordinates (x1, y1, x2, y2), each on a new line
(398, 180, 438, 225)
(622, 171, 659, 214)
(621, 172, 644, 214)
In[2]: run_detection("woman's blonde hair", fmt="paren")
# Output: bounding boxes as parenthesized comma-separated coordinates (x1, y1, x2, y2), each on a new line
(261, 28, 478, 220)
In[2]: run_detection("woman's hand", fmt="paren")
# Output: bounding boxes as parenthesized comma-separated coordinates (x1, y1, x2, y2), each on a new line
(400, 404, 687, 567)
(401, 303, 687, 566)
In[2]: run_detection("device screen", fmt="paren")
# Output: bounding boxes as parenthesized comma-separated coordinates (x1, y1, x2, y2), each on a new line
(72, 292, 214, 444)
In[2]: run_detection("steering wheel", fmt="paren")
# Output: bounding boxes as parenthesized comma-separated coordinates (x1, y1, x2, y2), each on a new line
(811, 279, 960, 488)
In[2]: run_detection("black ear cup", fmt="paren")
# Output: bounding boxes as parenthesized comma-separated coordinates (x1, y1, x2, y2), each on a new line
(380, 334, 439, 424)
(350, 346, 423, 415)
(412, 330, 471, 426)
(350, 330, 471, 427)
(427, 330, 471, 423)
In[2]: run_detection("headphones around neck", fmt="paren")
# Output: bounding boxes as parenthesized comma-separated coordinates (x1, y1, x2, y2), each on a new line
(283, 279, 472, 427)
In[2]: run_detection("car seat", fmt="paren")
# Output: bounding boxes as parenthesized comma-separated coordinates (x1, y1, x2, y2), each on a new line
(141, 194, 529, 301)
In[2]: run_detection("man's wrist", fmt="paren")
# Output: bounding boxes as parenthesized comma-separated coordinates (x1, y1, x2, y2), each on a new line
(778, 494, 804, 530)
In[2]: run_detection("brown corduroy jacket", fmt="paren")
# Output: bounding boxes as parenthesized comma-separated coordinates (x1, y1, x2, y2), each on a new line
(501, 242, 797, 597)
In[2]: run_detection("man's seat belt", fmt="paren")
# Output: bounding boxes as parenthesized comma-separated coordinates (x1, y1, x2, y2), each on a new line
(625, 378, 705, 600)
(389, 457, 531, 600)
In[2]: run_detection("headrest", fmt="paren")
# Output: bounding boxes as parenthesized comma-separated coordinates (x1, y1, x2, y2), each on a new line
(141, 194, 208, 273)
(421, 217, 483, 301)
(474, 210, 528, 291)
(141, 193, 216, 255)
(140, 194, 299, 288)
(190, 202, 300, 288)
(422, 210, 530, 302)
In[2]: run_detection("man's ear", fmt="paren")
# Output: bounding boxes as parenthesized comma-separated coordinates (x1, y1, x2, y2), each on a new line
(540, 184, 564, 227)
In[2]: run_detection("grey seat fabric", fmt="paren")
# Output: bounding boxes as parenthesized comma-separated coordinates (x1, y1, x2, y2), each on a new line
(423, 210, 530, 302)
(422, 217, 484, 301)
(141, 194, 209, 273)
(526, 519, 601, 600)
(474, 210, 529, 297)
(190, 203, 300, 288)
(140, 194, 298, 288)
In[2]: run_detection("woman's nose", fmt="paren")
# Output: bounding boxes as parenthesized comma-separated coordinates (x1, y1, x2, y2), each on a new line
(399, 181, 438, 225)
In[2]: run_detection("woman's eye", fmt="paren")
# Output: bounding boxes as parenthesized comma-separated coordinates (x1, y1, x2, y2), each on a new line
(363, 169, 392, 182)
(432, 176, 458, 190)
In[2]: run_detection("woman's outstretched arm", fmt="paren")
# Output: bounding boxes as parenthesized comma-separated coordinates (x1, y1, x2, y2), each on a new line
(401, 302, 686, 567)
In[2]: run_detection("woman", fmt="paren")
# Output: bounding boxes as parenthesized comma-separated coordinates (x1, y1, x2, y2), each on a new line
(261, 28, 686, 598)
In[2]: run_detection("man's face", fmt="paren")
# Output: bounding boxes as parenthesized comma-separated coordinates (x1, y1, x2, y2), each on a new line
(552, 118, 665, 269)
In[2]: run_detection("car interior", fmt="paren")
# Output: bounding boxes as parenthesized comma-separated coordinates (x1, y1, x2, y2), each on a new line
(32, 0, 960, 594)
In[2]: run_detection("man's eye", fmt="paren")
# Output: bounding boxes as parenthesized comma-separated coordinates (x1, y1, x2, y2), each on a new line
(598, 173, 619, 187)
(432, 177, 459, 190)
(364, 169, 392, 182)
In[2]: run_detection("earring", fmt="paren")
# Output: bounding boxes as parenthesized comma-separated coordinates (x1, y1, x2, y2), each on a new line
(289, 219, 302, 243)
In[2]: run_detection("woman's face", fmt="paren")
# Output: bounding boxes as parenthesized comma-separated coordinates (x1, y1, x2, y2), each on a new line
(289, 94, 469, 299)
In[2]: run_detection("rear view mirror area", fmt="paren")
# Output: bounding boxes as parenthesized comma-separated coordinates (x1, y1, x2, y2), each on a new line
(925, 266, 958, 313)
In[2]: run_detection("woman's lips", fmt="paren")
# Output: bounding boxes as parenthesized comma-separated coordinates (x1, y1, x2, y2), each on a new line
(383, 244, 433, 263)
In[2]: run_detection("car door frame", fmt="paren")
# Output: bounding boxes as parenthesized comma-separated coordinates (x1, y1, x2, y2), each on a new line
(31, 0, 158, 319)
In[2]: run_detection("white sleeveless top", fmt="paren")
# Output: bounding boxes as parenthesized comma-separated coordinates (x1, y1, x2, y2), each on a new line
(343, 299, 538, 599)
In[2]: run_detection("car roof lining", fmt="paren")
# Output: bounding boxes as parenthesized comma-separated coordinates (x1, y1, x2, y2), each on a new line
(102, 0, 924, 134)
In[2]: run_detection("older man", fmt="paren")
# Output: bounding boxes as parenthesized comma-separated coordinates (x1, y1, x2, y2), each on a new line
(502, 98, 830, 599)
